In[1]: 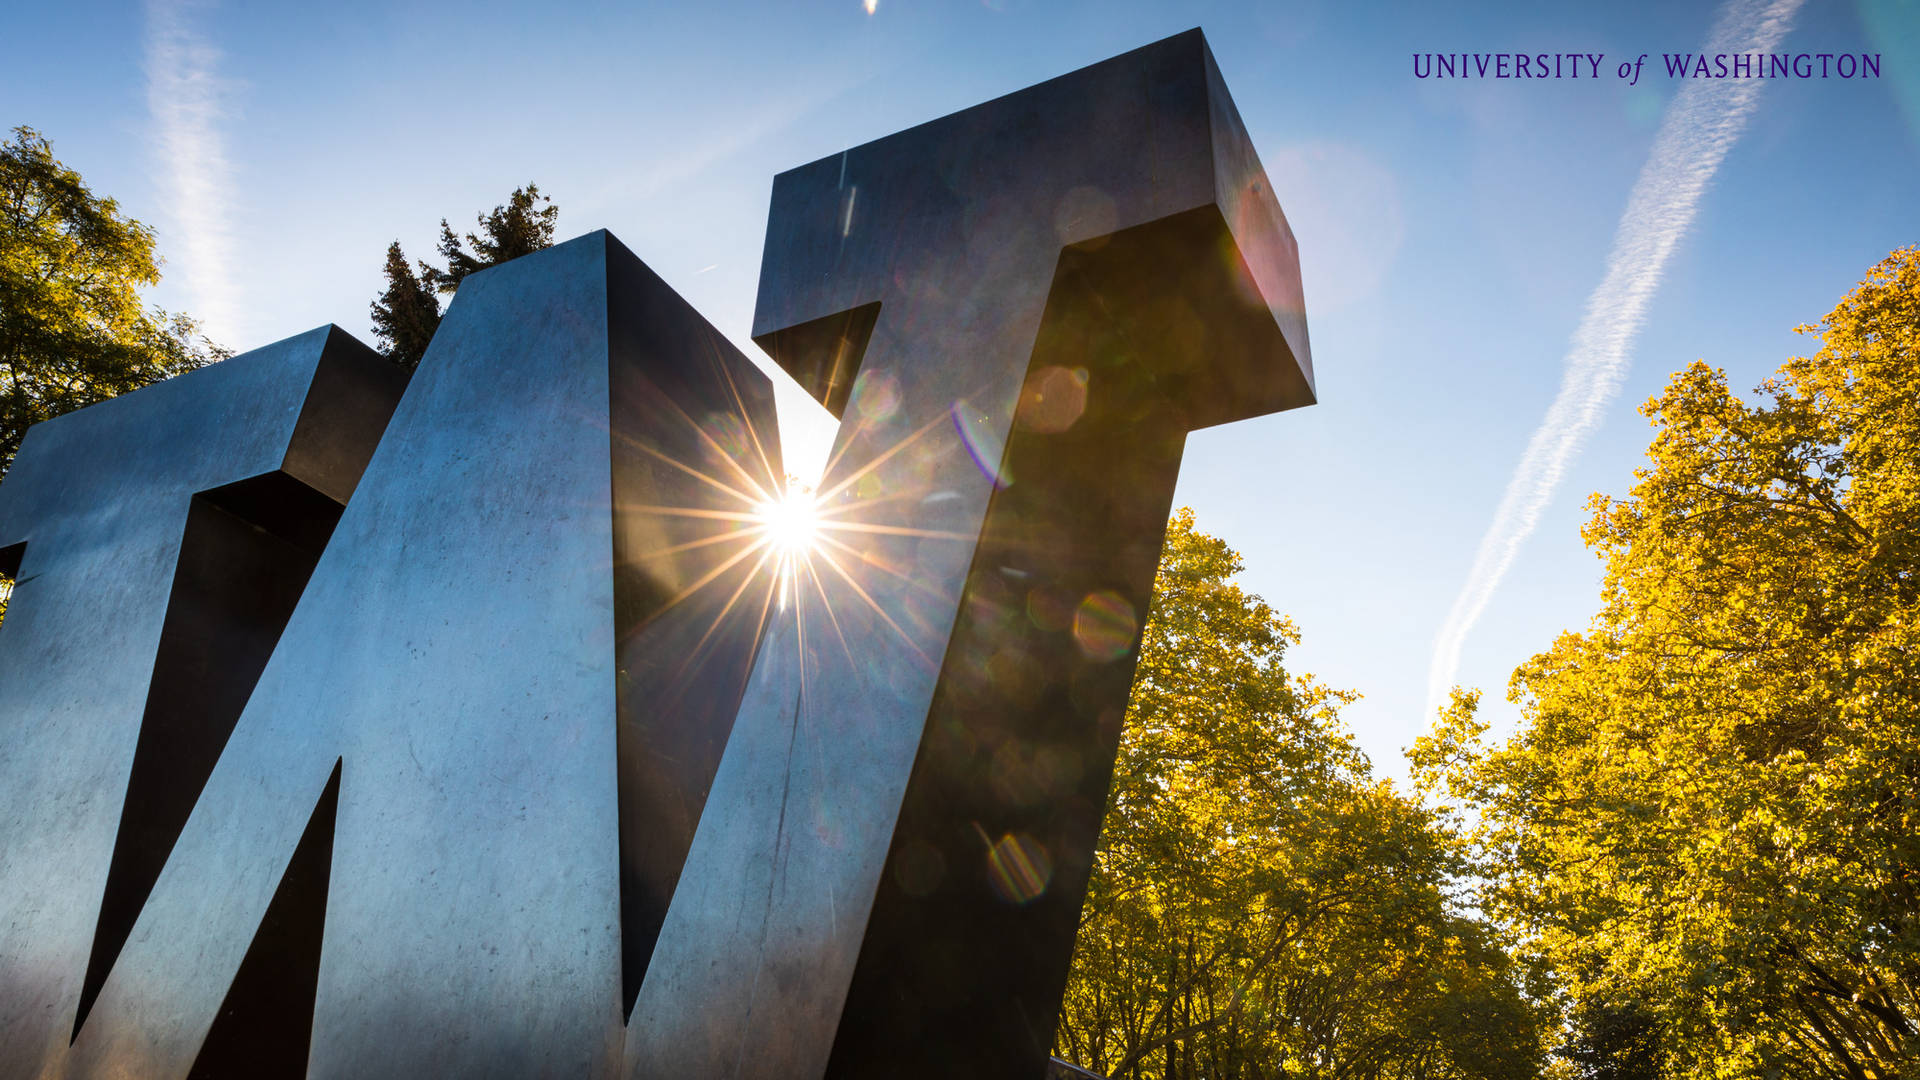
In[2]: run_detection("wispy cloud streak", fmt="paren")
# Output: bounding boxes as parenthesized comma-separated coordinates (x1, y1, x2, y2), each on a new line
(146, 0, 245, 346)
(1425, 0, 1804, 715)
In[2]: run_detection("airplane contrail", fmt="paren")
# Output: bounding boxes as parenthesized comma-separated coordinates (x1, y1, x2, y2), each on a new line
(146, 0, 245, 348)
(1425, 0, 1805, 716)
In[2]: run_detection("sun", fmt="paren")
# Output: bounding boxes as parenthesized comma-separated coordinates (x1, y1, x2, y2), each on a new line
(629, 413, 968, 662)
(754, 482, 820, 611)
(755, 483, 821, 556)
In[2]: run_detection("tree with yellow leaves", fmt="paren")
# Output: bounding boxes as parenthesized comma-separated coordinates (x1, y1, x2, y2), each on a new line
(1416, 248, 1920, 1078)
(1060, 510, 1547, 1079)
(0, 126, 224, 479)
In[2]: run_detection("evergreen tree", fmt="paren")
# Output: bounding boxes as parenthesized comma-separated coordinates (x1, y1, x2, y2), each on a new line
(367, 241, 440, 370)
(369, 185, 559, 369)
(430, 183, 558, 295)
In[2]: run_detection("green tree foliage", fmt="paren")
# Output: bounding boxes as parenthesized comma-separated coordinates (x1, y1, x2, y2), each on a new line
(0, 126, 223, 480)
(431, 183, 558, 293)
(1415, 248, 1920, 1079)
(1561, 999, 1665, 1080)
(1058, 510, 1547, 1079)
(370, 184, 559, 368)
(368, 241, 439, 371)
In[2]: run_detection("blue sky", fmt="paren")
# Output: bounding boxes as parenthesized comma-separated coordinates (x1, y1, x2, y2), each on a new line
(7, 0, 1917, 778)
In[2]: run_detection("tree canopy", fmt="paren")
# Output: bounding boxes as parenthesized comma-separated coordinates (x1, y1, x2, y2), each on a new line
(1415, 248, 1920, 1079)
(0, 125, 223, 480)
(369, 184, 558, 368)
(1058, 509, 1548, 1079)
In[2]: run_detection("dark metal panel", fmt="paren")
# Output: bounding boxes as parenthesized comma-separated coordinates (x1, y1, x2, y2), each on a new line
(0, 326, 402, 1079)
(629, 28, 1313, 1080)
(606, 240, 787, 1019)
(188, 759, 343, 1079)
(283, 328, 415, 505)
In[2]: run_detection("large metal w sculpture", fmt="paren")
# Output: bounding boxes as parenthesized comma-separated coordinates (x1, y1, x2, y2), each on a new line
(0, 29, 1312, 1080)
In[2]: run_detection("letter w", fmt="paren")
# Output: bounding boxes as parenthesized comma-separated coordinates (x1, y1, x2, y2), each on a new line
(58, 232, 782, 1080)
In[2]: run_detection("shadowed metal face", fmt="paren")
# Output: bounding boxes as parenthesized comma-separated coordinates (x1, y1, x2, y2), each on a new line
(627, 27, 1311, 1080)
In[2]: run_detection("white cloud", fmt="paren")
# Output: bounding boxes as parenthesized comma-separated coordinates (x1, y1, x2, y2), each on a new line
(1425, 0, 1805, 716)
(146, 0, 246, 348)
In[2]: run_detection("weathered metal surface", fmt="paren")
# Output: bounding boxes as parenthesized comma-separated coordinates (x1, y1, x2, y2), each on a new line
(0, 28, 1310, 1080)
(0, 325, 406, 1077)
(0, 233, 782, 1078)
(628, 28, 1311, 1080)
